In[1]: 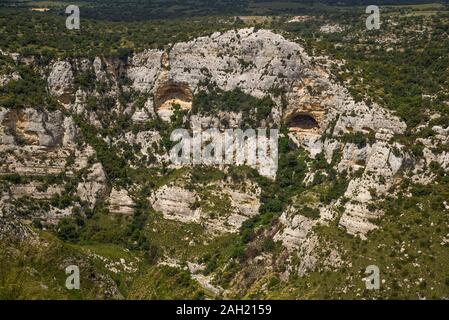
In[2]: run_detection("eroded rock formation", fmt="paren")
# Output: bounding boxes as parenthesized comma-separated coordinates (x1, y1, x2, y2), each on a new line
(0, 28, 447, 294)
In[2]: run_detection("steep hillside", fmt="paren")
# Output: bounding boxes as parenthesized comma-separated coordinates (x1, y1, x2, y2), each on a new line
(0, 10, 448, 299)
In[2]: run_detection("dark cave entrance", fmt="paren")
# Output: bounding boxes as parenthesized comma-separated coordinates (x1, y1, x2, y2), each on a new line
(287, 113, 320, 131)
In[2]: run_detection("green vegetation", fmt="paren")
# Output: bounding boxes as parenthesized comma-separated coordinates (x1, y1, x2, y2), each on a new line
(277, 7, 449, 129)
(0, 64, 60, 110)
(73, 114, 132, 187)
(1, 1, 448, 300)
(0, 233, 118, 299)
(341, 131, 376, 148)
(0, 8, 238, 58)
(2, 1, 439, 21)
(265, 173, 449, 299)
(127, 265, 205, 299)
(0, 231, 207, 299)
(192, 86, 276, 126)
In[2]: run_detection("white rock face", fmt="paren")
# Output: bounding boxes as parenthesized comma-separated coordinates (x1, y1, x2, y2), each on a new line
(0, 107, 15, 144)
(108, 188, 135, 215)
(297, 134, 323, 159)
(127, 50, 164, 92)
(338, 143, 371, 173)
(0, 101, 93, 225)
(73, 89, 87, 114)
(0, 108, 64, 147)
(62, 116, 79, 147)
(275, 210, 316, 251)
(323, 139, 340, 163)
(93, 57, 108, 83)
(77, 163, 108, 209)
(225, 188, 260, 230)
(333, 103, 406, 136)
(285, 70, 406, 150)
(168, 28, 307, 97)
(339, 141, 404, 237)
(131, 98, 156, 123)
(0, 107, 82, 177)
(150, 181, 260, 234)
(416, 125, 449, 171)
(150, 185, 200, 223)
(126, 28, 308, 109)
(274, 207, 342, 276)
(47, 60, 74, 97)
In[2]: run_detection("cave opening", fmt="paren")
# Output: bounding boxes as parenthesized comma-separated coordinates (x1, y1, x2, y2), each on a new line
(287, 113, 320, 131)
(154, 81, 193, 112)
(154, 81, 193, 121)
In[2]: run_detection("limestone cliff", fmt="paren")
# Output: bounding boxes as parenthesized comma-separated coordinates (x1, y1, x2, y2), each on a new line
(0, 28, 447, 299)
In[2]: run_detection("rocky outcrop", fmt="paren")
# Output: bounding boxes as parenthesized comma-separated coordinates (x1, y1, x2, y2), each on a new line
(47, 60, 74, 100)
(8, 182, 62, 200)
(0, 107, 81, 176)
(274, 206, 342, 276)
(339, 141, 404, 237)
(1, 27, 447, 296)
(93, 57, 108, 83)
(225, 188, 260, 230)
(320, 24, 345, 33)
(131, 97, 156, 123)
(127, 50, 163, 92)
(332, 103, 406, 136)
(108, 188, 135, 215)
(150, 185, 200, 223)
(150, 180, 260, 234)
(168, 29, 307, 99)
(76, 163, 108, 209)
(275, 210, 316, 251)
(0, 108, 65, 147)
(125, 28, 309, 126)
